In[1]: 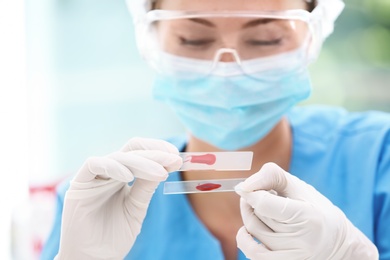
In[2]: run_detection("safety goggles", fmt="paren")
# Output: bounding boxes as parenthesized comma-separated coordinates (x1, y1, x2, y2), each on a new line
(134, 9, 323, 78)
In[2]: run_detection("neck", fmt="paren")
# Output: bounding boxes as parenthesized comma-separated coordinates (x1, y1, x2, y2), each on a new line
(184, 117, 292, 180)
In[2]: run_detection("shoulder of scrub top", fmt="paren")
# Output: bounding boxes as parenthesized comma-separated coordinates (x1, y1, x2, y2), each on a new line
(287, 105, 390, 142)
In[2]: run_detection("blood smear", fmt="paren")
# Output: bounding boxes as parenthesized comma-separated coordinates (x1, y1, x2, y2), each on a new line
(187, 154, 217, 165)
(195, 183, 222, 191)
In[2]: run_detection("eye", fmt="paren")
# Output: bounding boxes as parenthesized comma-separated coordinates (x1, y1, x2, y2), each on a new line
(245, 38, 282, 46)
(179, 37, 215, 47)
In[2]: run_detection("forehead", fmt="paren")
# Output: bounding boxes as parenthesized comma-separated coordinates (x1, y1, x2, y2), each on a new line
(156, 0, 308, 11)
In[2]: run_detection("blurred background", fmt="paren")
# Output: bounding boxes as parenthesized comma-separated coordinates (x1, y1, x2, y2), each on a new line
(1, 0, 389, 259)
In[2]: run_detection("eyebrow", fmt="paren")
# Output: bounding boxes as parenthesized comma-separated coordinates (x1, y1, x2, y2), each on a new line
(188, 18, 216, 27)
(242, 18, 277, 28)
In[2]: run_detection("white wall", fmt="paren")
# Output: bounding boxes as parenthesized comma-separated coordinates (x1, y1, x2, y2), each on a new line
(0, 0, 28, 259)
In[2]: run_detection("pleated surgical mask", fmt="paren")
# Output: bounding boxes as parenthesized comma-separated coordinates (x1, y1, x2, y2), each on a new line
(152, 47, 312, 150)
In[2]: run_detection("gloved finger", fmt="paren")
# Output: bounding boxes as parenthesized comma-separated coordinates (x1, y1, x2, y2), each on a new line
(236, 226, 269, 259)
(128, 178, 160, 207)
(237, 226, 306, 260)
(240, 198, 276, 240)
(130, 150, 182, 173)
(236, 218, 301, 259)
(125, 178, 161, 225)
(240, 199, 304, 253)
(73, 156, 135, 183)
(108, 151, 181, 181)
(237, 189, 305, 224)
(120, 137, 180, 155)
(237, 162, 288, 194)
(240, 200, 279, 251)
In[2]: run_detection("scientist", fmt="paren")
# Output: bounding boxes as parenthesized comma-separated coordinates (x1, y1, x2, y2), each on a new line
(41, 0, 389, 259)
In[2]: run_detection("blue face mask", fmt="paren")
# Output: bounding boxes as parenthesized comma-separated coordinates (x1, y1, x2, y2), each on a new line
(152, 52, 312, 150)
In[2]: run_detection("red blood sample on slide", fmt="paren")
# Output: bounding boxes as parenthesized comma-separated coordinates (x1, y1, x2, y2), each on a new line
(164, 178, 246, 194)
(178, 151, 253, 171)
(184, 153, 217, 165)
(195, 183, 222, 191)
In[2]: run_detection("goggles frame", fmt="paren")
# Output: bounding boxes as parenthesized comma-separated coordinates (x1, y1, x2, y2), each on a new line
(133, 9, 324, 77)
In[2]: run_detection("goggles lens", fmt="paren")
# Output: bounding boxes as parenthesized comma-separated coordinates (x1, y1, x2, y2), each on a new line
(139, 10, 317, 78)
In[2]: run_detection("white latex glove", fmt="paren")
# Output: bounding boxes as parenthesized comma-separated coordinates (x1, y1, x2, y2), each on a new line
(235, 162, 378, 260)
(55, 137, 182, 260)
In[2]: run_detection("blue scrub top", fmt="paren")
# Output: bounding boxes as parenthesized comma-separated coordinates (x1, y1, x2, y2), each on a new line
(41, 105, 390, 260)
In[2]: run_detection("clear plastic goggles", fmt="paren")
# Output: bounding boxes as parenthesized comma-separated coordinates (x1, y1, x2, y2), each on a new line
(135, 10, 323, 78)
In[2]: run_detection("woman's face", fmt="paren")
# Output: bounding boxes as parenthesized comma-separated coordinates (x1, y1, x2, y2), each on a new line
(153, 0, 311, 61)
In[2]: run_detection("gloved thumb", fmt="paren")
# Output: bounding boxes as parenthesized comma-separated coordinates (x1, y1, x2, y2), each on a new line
(236, 162, 288, 195)
(236, 162, 328, 206)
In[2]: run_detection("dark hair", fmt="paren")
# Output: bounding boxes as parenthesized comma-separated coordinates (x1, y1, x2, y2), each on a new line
(307, 0, 317, 12)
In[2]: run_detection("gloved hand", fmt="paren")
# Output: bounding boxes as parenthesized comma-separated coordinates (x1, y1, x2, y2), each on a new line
(55, 137, 182, 260)
(235, 162, 379, 260)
